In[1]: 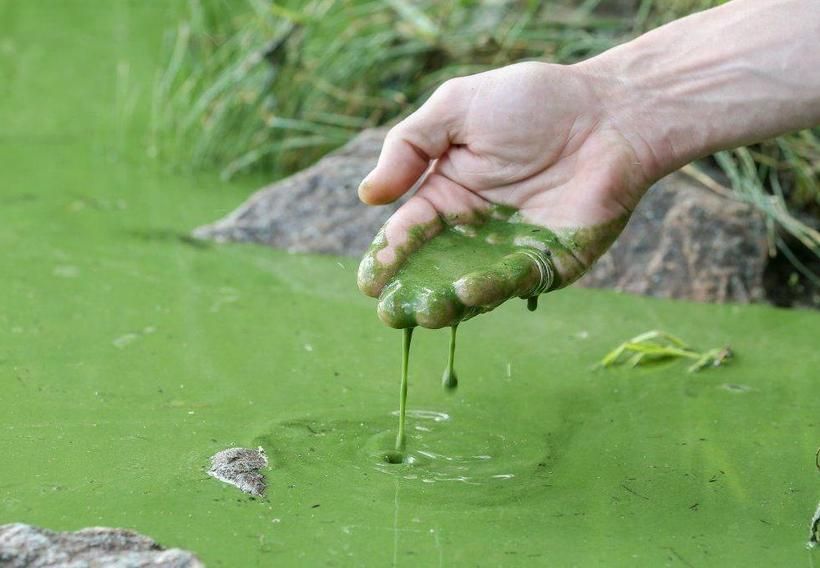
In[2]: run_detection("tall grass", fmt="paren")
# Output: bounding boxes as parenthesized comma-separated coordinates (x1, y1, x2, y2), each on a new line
(151, 0, 818, 282)
(150, 0, 626, 179)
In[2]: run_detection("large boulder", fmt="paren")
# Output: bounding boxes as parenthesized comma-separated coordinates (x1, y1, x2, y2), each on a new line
(580, 173, 767, 302)
(194, 128, 768, 303)
(193, 128, 401, 256)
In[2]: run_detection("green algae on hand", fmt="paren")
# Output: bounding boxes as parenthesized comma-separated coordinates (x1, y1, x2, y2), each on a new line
(357, 205, 630, 330)
(364, 208, 566, 460)
(360, 206, 629, 459)
(359, 208, 566, 330)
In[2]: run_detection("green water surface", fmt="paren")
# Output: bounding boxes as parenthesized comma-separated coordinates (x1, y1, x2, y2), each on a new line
(1, 1, 818, 566)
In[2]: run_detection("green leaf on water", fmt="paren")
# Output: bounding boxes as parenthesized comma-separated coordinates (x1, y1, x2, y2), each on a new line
(598, 330, 732, 373)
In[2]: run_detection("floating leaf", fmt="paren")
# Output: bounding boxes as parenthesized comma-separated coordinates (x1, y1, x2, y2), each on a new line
(598, 330, 732, 373)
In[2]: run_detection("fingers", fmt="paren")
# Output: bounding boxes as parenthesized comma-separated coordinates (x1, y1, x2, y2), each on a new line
(376, 250, 548, 330)
(356, 197, 443, 298)
(377, 284, 459, 330)
(358, 80, 465, 205)
(357, 173, 487, 299)
(454, 251, 542, 309)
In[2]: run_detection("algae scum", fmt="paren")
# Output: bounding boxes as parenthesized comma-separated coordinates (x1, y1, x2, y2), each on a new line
(1, 1, 819, 566)
(365, 213, 566, 330)
(358, 213, 570, 460)
(358, 211, 632, 464)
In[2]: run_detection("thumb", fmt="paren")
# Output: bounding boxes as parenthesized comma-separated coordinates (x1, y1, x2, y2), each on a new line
(358, 79, 465, 205)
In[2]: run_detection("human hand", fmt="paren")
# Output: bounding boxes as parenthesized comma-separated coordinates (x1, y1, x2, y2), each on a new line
(357, 0, 820, 329)
(356, 62, 653, 329)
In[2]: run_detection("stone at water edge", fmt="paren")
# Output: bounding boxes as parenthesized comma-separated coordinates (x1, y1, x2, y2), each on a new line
(581, 172, 768, 303)
(0, 523, 203, 567)
(207, 447, 269, 497)
(192, 128, 404, 257)
(193, 127, 768, 304)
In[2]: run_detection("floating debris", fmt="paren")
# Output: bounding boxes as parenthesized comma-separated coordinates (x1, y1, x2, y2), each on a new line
(720, 383, 752, 393)
(112, 326, 157, 349)
(207, 446, 268, 497)
(53, 265, 80, 278)
(112, 333, 140, 349)
(598, 330, 732, 373)
(0, 523, 203, 567)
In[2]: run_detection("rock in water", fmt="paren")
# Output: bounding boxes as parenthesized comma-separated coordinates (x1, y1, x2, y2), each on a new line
(207, 447, 268, 497)
(0, 523, 203, 567)
(193, 128, 403, 256)
(193, 127, 768, 304)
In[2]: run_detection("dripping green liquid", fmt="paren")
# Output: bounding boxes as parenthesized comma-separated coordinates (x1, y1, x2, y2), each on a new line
(442, 325, 458, 390)
(395, 327, 413, 453)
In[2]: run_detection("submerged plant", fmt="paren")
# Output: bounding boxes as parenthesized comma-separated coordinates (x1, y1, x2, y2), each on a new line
(598, 330, 732, 373)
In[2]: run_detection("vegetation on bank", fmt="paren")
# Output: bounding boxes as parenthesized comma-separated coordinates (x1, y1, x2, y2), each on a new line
(150, 0, 819, 296)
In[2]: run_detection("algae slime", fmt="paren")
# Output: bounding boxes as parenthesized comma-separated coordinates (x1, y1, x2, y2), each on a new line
(383, 328, 413, 464)
(5, 2, 817, 563)
(363, 211, 564, 461)
(395, 327, 413, 452)
(358, 207, 626, 458)
(442, 325, 458, 390)
(367, 215, 564, 330)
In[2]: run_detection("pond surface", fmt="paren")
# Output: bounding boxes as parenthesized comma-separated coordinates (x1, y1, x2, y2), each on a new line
(0, 1, 818, 566)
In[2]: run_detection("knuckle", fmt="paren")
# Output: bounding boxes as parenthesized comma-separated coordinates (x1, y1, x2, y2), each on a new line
(436, 77, 463, 100)
(384, 124, 406, 145)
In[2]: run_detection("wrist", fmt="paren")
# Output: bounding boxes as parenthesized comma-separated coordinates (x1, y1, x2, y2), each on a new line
(575, 0, 820, 187)
(573, 51, 688, 186)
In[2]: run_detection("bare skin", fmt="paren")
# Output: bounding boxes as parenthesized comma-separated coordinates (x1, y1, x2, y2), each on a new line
(357, 0, 820, 326)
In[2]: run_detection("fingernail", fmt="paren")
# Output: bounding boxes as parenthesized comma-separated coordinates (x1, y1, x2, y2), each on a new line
(357, 177, 373, 204)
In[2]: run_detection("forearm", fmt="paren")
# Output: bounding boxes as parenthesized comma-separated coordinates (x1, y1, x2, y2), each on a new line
(578, 0, 820, 184)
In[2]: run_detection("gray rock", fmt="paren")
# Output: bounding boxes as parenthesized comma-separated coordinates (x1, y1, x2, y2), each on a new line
(0, 523, 203, 567)
(579, 173, 768, 302)
(193, 128, 768, 303)
(193, 128, 402, 256)
(207, 447, 268, 497)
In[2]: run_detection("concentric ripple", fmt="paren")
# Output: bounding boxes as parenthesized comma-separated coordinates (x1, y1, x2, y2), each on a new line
(251, 410, 545, 493)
